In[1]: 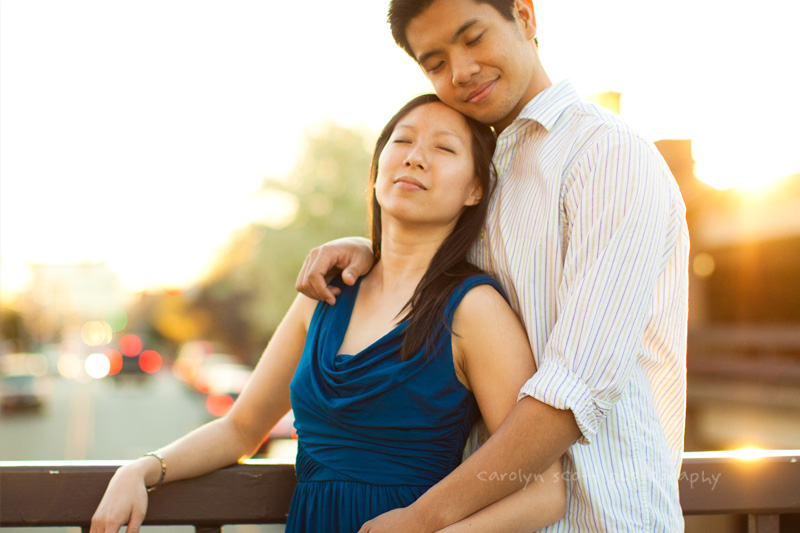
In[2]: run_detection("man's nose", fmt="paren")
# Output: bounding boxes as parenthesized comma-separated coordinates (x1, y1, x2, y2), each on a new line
(451, 53, 480, 86)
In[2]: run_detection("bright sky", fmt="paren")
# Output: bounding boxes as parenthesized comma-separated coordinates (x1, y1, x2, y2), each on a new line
(2, 0, 798, 295)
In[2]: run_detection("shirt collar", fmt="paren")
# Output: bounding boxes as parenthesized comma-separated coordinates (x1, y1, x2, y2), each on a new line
(500, 79, 579, 137)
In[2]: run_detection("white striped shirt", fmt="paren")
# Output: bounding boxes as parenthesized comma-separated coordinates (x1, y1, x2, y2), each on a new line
(469, 80, 689, 531)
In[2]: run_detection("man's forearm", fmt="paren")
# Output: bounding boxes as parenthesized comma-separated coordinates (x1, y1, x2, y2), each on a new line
(413, 397, 580, 531)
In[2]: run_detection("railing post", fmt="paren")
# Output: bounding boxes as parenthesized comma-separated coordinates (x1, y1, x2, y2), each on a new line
(748, 514, 780, 533)
(195, 526, 222, 533)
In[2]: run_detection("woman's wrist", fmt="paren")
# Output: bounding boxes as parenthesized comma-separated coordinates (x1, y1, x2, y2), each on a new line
(142, 451, 166, 492)
(123, 454, 163, 488)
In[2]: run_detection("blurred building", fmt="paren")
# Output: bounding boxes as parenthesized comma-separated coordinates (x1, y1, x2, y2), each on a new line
(18, 262, 126, 346)
(655, 139, 800, 453)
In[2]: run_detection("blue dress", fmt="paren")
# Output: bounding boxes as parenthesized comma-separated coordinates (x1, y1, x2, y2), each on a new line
(286, 274, 503, 532)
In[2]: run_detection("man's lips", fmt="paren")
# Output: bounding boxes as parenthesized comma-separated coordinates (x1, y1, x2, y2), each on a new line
(394, 177, 426, 190)
(465, 79, 497, 104)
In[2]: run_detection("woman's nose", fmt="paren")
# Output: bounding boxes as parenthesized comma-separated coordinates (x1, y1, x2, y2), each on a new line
(403, 149, 427, 170)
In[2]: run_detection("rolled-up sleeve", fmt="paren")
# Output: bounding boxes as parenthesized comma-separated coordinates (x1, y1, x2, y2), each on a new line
(518, 129, 675, 445)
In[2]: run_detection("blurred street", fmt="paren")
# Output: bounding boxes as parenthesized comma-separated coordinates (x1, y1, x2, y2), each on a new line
(1, 372, 210, 461)
(0, 371, 287, 533)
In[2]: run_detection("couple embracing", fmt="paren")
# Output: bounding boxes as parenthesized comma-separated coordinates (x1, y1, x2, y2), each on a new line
(93, 1, 689, 531)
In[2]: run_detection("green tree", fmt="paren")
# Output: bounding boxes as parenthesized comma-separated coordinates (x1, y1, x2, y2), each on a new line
(1, 305, 34, 353)
(192, 121, 373, 362)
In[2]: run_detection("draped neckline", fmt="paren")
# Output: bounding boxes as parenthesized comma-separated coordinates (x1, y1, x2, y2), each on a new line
(334, 276, 410, 359)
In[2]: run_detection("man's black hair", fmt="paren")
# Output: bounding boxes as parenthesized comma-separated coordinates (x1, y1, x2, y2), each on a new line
(389, 0, 517, 60)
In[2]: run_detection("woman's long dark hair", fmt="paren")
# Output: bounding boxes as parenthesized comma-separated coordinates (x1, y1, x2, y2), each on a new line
(367, 94, 497, 361)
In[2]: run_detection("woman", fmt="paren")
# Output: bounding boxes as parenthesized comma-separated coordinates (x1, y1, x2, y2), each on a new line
(91, 95, 565, 533)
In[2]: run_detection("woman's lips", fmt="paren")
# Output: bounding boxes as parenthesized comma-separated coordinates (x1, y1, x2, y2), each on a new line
(394, 177, 426, 190)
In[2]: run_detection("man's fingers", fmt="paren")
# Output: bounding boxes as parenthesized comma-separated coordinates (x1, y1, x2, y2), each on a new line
(307, 270, 337, 305)
(301, 245, 345, 304)
(341, 253, 372, 285)
(297, 238, 374, 301)
(295, 249, 319, 294)
(296, 249, 336, 303)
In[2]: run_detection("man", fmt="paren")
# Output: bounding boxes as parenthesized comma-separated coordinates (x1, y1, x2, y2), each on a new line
(298, 1, 689, 530)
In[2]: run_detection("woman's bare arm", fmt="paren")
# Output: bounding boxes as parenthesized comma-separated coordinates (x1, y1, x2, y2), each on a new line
(445, 284, 566, 532)
(90, 294, 317, 533)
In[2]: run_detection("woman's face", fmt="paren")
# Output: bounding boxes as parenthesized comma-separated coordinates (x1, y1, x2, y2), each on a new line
(375, 102, 481, 228)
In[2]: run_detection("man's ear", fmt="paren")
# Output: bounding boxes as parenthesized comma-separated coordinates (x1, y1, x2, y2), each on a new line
(515, 0, 538, 40)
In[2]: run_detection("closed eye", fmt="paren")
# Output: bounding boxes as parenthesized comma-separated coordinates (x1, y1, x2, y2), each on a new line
(467, 32, 484, 46)
(438, 146, 456, 153)
(427, 61, 444, 74)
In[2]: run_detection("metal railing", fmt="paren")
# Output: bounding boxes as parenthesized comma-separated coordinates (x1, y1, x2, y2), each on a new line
(2, 451, 799, 533)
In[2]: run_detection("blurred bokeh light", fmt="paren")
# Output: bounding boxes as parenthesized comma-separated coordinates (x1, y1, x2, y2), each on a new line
(119, 334, 143, 357)
(80, 320, 113, 347)
(85, 353, 110, 379)
(138, 350, 162, 374)
(104, 349, 123, 376)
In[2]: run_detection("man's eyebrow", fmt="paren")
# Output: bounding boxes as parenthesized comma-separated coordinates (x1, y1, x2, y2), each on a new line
(417, 18, 479, 65)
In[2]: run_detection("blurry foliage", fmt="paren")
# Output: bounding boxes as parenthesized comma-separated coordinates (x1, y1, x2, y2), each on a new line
(188, 121, 373, 363)
(124, 292, 180, 357)
(152, 295, 210, 345)
(1, 305, 34, 353)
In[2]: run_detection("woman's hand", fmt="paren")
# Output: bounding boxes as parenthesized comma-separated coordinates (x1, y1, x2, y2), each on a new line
(90, 462, 150, 533)
(295, 237, 373, 305)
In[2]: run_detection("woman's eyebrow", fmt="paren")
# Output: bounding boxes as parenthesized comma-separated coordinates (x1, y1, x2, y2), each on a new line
(394, 125, 465, 144)
(436, 130, 465, 141)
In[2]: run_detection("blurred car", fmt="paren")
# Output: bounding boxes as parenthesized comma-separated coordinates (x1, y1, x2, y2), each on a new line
(172, 341, 221, 386)
(0, 353, 51, 414)
(256, 410, 297, 460)
(115, 353, 147, 381)
(192, 354, 242, 394)
(172, 344, 297, 458)
(199, 360, 253, 417)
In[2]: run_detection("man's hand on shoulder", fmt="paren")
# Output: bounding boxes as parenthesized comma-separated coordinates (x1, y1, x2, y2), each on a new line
(295, 237, 373, 304)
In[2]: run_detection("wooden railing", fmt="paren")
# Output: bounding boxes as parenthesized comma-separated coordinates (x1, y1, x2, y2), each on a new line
(0, 460, 297, 533)
(680, 450, 800, 532)
(2, 451, 799, 532)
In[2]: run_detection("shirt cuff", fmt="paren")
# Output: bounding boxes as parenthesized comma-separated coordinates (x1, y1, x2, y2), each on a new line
(517, 359, 610, 445)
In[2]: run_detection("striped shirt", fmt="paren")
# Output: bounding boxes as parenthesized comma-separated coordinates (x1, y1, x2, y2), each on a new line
(469, 80, 689, 531)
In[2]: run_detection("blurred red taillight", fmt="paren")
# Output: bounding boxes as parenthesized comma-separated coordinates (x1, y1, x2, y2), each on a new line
(206, 394, 235, 417)
(139, 350, 162, 374)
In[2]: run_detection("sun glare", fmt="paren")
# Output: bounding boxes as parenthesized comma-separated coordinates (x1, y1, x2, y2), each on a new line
(729, 447, 769, 462)
(692, 135, 798, 191)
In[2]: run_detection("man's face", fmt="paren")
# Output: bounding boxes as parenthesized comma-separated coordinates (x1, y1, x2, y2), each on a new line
(406, 0, 539, 131)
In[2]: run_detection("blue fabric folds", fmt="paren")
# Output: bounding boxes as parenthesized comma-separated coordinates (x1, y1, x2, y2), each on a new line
(286, 274, 502, 532)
